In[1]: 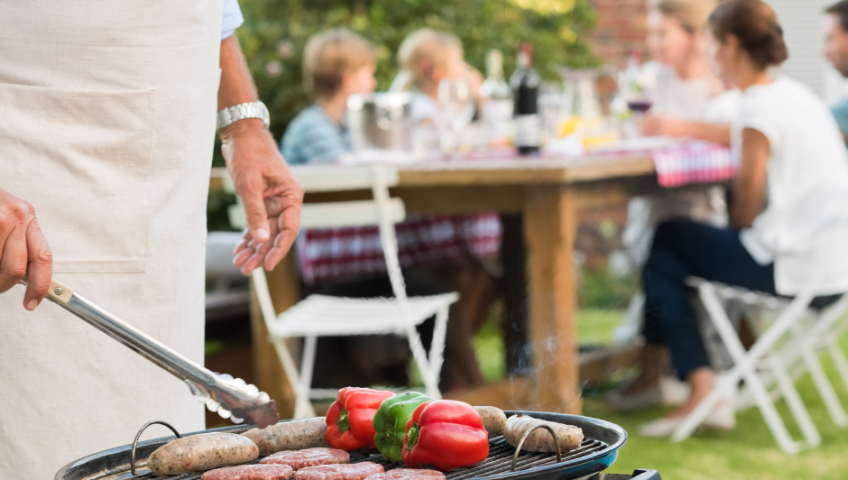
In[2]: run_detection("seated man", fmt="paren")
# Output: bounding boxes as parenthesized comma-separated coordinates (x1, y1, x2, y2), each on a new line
(825, 0, 848, 141)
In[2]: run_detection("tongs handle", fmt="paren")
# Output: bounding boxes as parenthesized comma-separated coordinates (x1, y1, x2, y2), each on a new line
(16, 275, 278, 428)
(17, 276, 74, 305)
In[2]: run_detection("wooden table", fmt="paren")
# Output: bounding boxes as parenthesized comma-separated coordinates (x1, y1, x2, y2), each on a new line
(248, 154, 662, 416)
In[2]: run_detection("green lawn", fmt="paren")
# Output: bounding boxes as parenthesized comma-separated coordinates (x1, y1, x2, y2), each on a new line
(472, 308, 848, 480)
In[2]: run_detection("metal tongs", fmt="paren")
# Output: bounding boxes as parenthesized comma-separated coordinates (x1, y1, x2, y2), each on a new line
(18, 276, 279, 428)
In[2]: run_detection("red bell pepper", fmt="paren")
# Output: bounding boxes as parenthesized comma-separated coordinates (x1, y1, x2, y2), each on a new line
(401, 400, 489, 471)
(326, 387, 396, 450)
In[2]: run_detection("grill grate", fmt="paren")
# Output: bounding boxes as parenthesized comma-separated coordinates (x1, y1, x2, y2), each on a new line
(82, 435, 607, 480)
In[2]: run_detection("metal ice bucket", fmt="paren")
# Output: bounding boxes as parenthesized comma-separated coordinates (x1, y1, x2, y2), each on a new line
(347, 92, 413, 152)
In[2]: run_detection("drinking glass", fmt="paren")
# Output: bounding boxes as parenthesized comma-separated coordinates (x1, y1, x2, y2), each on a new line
(622, 68, 657, 133)
(539, 82, 564, 141)
(437, 77, 476, 154)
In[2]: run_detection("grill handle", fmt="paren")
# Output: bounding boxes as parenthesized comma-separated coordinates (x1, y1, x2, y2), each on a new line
(17, 276, 279, 429)
(511, 424, 562, 472)
(130, 421, 181, 476)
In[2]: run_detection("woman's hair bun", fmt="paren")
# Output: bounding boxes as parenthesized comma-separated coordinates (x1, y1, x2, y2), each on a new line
(709, 0, 788, 68)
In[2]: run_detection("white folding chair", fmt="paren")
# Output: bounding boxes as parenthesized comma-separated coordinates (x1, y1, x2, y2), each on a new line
(671, 278, 848, 453)
(249, 165, 458, 418)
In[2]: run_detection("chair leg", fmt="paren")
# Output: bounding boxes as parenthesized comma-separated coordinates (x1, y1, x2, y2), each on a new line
(827, 336, 848, 394)
(271, 338, 316, 419)
(805, 350, 848, 427)
(425, 305, 450, 399)
(288, 336, 318, 420)
(254, 269, 316, 418)
(791, 323, 848, 428)
(672, 283, 805, 453)
(375, 179, 436, 396)
(297, 336, 318, 410)
(769, 355, 822, 447)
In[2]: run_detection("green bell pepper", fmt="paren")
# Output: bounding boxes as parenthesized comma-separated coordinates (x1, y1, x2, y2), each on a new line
(372, 391, 431, 462)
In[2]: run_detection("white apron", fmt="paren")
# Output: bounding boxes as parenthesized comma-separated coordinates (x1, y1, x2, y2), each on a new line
(0, 2, 221, 478)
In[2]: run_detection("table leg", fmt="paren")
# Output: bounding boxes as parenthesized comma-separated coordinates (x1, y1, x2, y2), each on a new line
(523, 187, 581, 414)
(500, 214, 530, 375)
(250, 252, 299, 419)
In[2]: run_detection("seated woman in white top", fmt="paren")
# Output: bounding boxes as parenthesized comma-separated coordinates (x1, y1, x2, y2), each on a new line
(637, 0, 848, 437)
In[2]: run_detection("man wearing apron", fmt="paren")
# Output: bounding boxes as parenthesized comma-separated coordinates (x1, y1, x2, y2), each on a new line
(0, 1, 303, 478)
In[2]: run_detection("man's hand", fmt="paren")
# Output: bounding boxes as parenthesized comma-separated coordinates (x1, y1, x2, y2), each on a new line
(221, 120, 304, 275)
(218, 34, 303, 275)
(0, 190, 53, 310)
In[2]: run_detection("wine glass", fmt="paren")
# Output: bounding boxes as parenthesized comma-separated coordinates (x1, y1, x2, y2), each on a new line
(539, 82, 564, 141)
(437, 77, 475, 154)
(623, 68, 656, 133)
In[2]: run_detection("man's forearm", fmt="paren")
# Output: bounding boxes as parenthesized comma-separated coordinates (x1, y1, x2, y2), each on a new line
(219, 34, 258, 111)
(218, 34, 270, 149)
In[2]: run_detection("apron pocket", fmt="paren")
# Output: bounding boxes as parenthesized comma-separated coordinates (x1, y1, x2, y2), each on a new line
(0, 83, 155, 273)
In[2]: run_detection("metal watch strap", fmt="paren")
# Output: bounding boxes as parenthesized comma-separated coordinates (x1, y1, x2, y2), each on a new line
(217, 101, 270, 130)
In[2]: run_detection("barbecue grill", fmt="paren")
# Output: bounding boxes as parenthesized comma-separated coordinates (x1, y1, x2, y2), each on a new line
(56, 411, 658, 480)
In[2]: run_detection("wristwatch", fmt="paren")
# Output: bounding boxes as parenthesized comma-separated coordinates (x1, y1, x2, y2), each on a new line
(217, 101, 271, 130)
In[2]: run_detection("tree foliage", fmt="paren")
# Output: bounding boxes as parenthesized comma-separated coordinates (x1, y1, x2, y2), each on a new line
(235, 0, 598, 140)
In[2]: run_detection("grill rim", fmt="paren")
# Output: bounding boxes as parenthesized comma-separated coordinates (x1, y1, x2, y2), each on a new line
(55, 410, 627, 480)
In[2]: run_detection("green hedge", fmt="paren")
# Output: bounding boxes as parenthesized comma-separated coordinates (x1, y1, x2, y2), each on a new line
(234, 0, 597, 144)
(209, 0, 598, 230)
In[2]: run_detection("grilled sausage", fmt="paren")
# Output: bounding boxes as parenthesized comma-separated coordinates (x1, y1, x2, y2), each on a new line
(474, 406, 507, 438)
(365, 469, 446, 480)
(295, 462, 384, 480)
(201, 464, 294, 480)
(147, 432, 259, 476)
(259, 448, 349, 470)
(503, 414, 583, 452)
(243, 418, 330, 456)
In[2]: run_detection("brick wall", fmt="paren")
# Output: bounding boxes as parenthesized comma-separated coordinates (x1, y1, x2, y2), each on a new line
(591, 0, 649, 69)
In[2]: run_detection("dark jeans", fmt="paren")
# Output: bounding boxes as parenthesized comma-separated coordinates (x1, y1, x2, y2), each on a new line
(642, 220, 841, 379)
(642, 220, 778, 379)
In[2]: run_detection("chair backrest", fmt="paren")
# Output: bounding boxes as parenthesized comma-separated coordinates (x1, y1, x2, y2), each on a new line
(295, 166, 405, 229)
(293, 165, 430, 391)
(241, 165, 436, 398)
(218, 165, 410, 299)
(294, 165, 399, 192)
(216, 165, 406, 229)
(292, 166, 409, 300)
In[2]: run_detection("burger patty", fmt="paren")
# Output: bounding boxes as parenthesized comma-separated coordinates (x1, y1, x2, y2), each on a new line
(260, 448, 350, 470)
(365, 468, 446, 480)
(201, 464, 294, 480)
(295, 462, 384, 480)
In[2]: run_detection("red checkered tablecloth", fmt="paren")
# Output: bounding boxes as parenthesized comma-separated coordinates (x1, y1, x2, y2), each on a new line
(651, 140, 736, 187)
(295, 141, 731, 285)
(297, 213, 501, 286)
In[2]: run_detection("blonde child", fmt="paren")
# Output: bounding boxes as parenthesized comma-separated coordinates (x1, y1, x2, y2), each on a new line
(395, 28, 482, 123)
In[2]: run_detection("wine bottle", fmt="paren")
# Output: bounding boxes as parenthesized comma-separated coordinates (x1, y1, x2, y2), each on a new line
(480, 49, 513, 147)
(510, 42, 541, 155)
